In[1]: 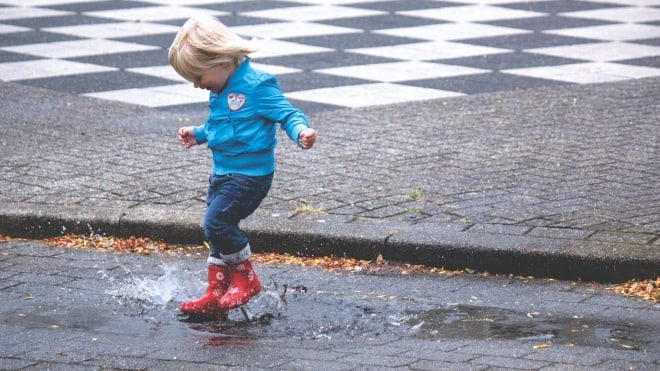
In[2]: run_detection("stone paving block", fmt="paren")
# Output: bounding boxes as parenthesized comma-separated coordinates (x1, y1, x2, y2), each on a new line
(338, 352, 417, 368)
(409, 359, 487, 371)
(471, 354, 551, 369)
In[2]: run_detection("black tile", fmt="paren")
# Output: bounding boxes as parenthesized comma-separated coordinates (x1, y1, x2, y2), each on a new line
(627, 37, 660, 46)
(274, 71, 371, 92)
(0, 51, 42, 64)
(402, 72, 568, 95)
(193, 0, 305, 14)
(0, 31, 81, 47)
(216, 15, 281, 28)
(458, 33, 599, 50)
(501, 0, 624, 14)
(66, 49, 168, 69)
(113, 33, 177, 48)
(17, 71, 174, 95)
(44, 0, 156, 12)
(435, 52, 583, 71)
(486, 15, 616, 32)
(254, 50, 398, 70)
(616, 56, 660, 68)
(350, 0, 458, 12)
(1, 14, 116, 29)
(319, 14, 441, 31)
(282, 33, 424, 50)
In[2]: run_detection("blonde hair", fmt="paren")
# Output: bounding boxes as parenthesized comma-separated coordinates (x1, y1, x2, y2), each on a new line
(168, 16, 258, 81)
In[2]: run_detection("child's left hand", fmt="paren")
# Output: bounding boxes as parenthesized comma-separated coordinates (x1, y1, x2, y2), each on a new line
(298, 128, 316, 149)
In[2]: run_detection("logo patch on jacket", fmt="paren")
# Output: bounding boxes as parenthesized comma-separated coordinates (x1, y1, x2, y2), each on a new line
(227, 93, 246, 111)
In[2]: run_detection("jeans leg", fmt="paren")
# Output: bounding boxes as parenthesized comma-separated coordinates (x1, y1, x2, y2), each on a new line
(203, 173, 272, 259)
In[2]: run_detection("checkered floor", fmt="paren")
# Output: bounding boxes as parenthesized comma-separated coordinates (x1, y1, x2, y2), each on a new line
(1, 0, 660, 114)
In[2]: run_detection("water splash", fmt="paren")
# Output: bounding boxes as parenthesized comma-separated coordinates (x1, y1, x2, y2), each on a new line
(107, 263, 202, 309)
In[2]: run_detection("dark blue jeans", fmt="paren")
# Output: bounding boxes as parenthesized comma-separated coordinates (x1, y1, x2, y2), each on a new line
(203, 173, 273, 260)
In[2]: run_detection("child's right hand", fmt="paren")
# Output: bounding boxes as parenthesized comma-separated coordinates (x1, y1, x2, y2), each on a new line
(178, 127, 197, 148)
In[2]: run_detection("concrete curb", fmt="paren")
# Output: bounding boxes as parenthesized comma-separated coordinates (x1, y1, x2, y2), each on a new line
(2, 202, 657, 282)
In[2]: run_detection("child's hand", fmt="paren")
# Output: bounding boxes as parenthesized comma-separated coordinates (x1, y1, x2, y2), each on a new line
(178, 126, 197, 148)
(298, 128, 316, 149)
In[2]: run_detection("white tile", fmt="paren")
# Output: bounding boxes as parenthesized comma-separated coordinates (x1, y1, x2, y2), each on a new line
(503, 62, 660, 84)
(0, 59, 116, 81)
(527, 41, 660, 62)
(1, 39, 159, 58)
(400, 5, 544, 22)
(44, 22, 180, 39)
(84, 83, 208, 107)
(348, 41, 510, 61)
(0, 7, 73, 20)
(242, 5, 385, 22)
(577, 0, 660, 6)
(250, 39, 332, 59)
(560, 7, 660, 23)
(285, 83, 463, 108)
(127, 66, 187, 82)
(317, 61, 488, 82)
(0, 24, 30, 34)
(249, 63, 302, 76)
(231, 21, 360, 39)
(84, 6, 227, 22)
(545, 24, 660, 42)
(0, 0, 103, 6)
(375, 22, 530, 41)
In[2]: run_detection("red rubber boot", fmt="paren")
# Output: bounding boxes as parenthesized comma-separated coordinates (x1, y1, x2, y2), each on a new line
(217, 260, 261, 310)
(180, 264, 229, 319)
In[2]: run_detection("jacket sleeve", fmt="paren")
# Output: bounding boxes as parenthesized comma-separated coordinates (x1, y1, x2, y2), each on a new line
(192, 124, 207, 145)
(256, 76, 309, 146)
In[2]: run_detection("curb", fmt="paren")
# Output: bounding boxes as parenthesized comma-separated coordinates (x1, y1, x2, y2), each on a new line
(1, 203, 657, 283)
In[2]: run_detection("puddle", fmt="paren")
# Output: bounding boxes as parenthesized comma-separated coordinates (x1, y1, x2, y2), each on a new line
(101, 262, 656, 351)
(401, 305, 654, 351)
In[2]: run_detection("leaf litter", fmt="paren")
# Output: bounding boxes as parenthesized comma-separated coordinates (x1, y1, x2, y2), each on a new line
(1, 234, 658, 302)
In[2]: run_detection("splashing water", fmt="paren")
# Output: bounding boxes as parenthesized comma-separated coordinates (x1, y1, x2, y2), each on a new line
(106, 261, 288, 322)
(108, 263, 202, 309)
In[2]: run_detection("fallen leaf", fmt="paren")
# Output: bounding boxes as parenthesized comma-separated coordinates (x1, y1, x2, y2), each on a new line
(533, 343, 551, 349)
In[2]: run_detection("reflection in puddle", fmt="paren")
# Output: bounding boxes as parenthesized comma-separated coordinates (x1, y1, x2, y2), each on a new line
(402, 305, 651, 351)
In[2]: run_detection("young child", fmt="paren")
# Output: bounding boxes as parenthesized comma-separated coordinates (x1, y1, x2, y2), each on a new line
(168, 16, 316, 319)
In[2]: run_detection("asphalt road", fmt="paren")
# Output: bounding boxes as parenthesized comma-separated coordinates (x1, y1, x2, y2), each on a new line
(1, 239, 659, 370)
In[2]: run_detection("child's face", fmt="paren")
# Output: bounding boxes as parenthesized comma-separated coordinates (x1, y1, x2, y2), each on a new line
(193, 63, 233, 93)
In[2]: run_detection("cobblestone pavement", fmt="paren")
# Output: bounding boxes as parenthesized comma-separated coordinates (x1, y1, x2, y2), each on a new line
(1, 76, 658, 282)
(0, 0, 659, 282)
(1, 240, 659, 370)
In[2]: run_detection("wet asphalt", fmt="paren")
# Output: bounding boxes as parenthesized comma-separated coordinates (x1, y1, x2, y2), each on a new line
(1, 239, 659, 370)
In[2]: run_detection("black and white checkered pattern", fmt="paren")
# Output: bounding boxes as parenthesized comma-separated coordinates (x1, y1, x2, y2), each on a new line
(1, 0, 659, 114)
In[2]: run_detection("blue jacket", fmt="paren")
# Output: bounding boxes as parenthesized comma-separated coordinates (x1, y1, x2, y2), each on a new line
(192, 59, 310, 176)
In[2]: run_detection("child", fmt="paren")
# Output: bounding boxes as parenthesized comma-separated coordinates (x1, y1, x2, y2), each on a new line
(168, 16, 316, 319)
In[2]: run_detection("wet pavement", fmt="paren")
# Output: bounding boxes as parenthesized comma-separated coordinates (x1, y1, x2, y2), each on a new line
(1, 240, 659, 370)
(1, 77, 659, 283)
